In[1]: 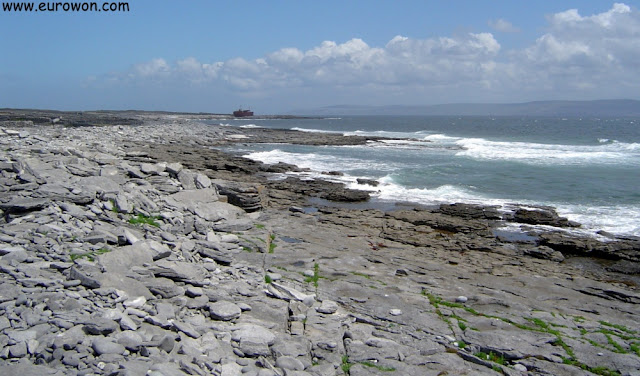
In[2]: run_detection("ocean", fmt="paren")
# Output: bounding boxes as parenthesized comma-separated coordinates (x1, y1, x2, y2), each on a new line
(210, 116, 640, 238)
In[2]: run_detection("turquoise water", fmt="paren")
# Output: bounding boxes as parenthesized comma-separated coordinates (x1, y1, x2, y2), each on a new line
(212, 116, 640, 236)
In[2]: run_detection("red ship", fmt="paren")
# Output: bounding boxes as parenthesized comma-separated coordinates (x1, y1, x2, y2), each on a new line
(233, 108, 254, 117)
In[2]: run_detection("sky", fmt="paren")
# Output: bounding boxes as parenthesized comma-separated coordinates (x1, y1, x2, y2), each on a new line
(1, 1, 639, 113)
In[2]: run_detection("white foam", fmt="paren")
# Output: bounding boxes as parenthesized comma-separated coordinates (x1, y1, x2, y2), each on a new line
(243, 149, 398, 173)
(455, 138, 640, 166)
(239, 124, 261, 129)
(558, 204, 640, 237)
(291, 127, 341, 134)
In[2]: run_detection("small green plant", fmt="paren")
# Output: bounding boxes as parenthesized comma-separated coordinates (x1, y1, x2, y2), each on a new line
(70, 248, 111, 262)
(265, 233, 276, 253)
(458, 321, 467, 331)
(109, 199, 119, 213)
(264, 275, 273, 284)
(341, 355, 352, 374)
(242, 246, 253, 252)
(360, 361, 396, 372)
(573, 315, 586, 323)
(351, 271, 371, 279)
(305, 263, 321, 288)
(255, 223, 266, 229)
(128, 213, 161, 227)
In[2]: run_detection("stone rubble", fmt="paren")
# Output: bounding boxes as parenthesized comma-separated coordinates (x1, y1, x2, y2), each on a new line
(0, 114, 638, 376)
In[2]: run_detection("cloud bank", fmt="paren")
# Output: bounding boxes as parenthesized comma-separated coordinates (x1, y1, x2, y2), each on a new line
(94, 3, 640, 109)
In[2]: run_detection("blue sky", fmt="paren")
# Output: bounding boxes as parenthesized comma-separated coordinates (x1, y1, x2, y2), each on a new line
(1, 1, 639, 113)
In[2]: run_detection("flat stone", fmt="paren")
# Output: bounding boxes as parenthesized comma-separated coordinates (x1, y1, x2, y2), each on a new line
(145, 277, 184, 298)
(195, 173, 212, 189)
(68, 264, 103, 289)
(83, 317, 119, 335)
(173, 320, 201, 338)
(8, 342, 28, 358)
(0, 198, 49, 213)
(275, 356, 305, 371)
(165, 163, 183, 176)
(148, 259, 207, 284)
(92, 337, 126, 355)
(208, 300, 242, 321)
(316, 300, 339, 314)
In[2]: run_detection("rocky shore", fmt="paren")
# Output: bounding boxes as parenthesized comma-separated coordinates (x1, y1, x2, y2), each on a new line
(0, 110, 639, 376)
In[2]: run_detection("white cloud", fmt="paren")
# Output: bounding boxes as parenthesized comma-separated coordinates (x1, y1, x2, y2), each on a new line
(94, 3, 640, 106)
(132, 58, 170, 78)
(488, 18, 520, 33)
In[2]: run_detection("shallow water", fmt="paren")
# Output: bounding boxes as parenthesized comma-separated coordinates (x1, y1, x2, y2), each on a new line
(211, 116, 640, 237)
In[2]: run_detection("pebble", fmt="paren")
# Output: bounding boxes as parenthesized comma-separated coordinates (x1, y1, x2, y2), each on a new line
(455, 296, 468, 303)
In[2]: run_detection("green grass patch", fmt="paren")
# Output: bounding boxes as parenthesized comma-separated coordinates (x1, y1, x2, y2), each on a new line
(341, 355, 352, 374)
(360, 361, 396, 372)
(268, 233, 276, 253)
(605, 334, 627, 353)
(128, 213, 161, 227)
(599, 321, 637, 335)
(255, 223, 266, 229)
(70, 247, 111, 262)
(573, 315, 586, 323)
(351, 271, 371, 279)
(264, 275, 273, 284)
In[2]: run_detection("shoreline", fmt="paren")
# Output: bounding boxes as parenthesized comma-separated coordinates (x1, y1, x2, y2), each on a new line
(0, 112, 639, 375)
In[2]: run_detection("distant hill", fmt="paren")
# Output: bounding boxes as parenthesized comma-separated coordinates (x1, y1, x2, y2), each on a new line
(293, 100, 640, 117)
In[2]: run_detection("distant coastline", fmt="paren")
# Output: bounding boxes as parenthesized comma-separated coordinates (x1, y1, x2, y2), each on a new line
(2, 99, 639, 123)
(292, 99, 640, 117)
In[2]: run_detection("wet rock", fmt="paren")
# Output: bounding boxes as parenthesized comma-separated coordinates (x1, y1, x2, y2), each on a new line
(513, 207, 579, 227)
(524, 245, 565, 262)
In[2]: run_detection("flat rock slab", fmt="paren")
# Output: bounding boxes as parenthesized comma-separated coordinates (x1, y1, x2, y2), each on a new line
(208, 301, 242, 321)
(148, 259, 207, 285)
(0, 198, 49, 213)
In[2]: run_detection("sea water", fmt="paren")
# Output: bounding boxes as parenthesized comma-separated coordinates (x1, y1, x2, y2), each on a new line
(211, 116, 640, 237)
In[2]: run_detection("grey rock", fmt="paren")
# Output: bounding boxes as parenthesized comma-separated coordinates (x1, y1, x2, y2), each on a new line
(275, 356, 305, 371)
(524, 245, 565, 262)
(115, 194, 133, 214)
(0, 361, 66, 375)
(8, 342, 28, 358)
(98, 241, 154, 273)
(173, 320, 201, 338)
(209, 301, 242, 321)
(165, 162, 183, 176)
(83, 317, 119, 335)
(145, 277, 185, 298)
(158, 334, 176, 353)
(316, 300, 339, 314)
(148, 259, 207, 284)
(92, 337, 126, 355)
(232, 324, 276, 357)
(0, 198, 49, 213)
(266, 282, 316, 303)
(115, 330, 144, 350)
(68, 264, 103, 289)
(195, 173, 212, 189)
